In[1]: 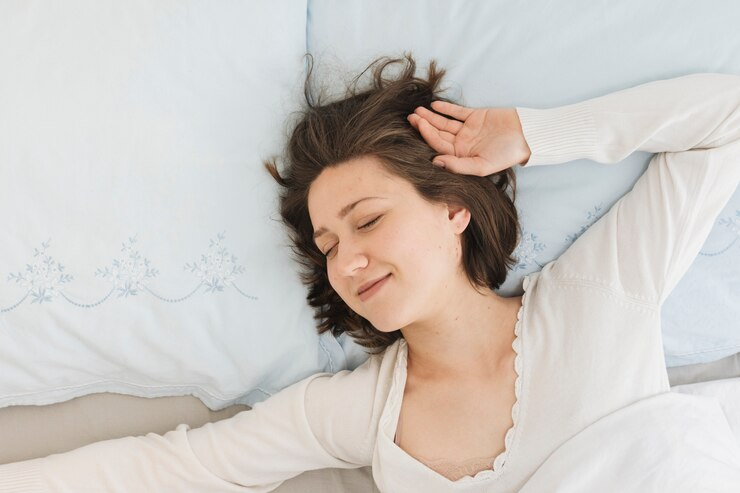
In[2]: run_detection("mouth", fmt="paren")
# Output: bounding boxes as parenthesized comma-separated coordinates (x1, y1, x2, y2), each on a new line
(358, 274, 391, 301)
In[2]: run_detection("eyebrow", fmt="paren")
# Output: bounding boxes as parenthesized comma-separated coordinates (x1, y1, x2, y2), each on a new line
(312, 196, 386, 241)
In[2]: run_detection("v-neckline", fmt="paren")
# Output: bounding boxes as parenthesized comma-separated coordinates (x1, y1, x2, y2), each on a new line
(388, 278, 530, 482)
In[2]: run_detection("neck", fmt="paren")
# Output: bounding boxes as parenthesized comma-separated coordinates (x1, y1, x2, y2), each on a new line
(400, 282, 522, 382)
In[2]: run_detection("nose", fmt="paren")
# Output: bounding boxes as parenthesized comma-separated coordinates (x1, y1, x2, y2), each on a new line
(335, 239, 369, 277)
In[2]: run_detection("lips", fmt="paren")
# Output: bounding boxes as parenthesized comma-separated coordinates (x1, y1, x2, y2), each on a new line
(357, 274, 391, 296)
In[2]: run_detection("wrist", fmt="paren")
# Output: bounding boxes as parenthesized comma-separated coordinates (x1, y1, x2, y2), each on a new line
(510, 109, 531, 165)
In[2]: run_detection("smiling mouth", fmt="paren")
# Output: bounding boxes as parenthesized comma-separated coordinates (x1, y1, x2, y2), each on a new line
(358, 274, 391, 301)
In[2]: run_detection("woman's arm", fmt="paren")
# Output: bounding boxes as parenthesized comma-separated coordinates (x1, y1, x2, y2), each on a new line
(516, 73, 740, 165)
(0, 357, 381, 492)
(522, 73, 740, 304)
(411, 73, 740, 304)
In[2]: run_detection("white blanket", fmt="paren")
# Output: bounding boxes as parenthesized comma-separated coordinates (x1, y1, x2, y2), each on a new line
(672, 377, 740, 444)
(521, 391, 740, 492)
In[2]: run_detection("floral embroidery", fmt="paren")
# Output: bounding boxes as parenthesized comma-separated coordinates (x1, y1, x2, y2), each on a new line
(185, 231, 246, 294)
(6, 239, 73, 305)
(2, 232, 257, 313)
(565, 203, 604, 244)
(96, 236, 159, 298)
(512, 230, 547, 271)
(700, 209, 739, 256)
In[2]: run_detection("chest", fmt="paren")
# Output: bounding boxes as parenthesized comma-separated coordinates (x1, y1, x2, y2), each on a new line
(394, 365, 518, 465)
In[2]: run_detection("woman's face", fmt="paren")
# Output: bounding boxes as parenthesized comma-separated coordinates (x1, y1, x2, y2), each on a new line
(307, 156, 470, 332)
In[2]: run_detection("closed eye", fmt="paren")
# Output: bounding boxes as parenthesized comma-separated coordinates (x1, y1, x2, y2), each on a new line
(322, 215, 383, 257)
(358, 215, 382, 230)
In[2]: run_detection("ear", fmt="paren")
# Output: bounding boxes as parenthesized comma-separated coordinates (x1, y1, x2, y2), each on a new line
(447, 203, 471, 234)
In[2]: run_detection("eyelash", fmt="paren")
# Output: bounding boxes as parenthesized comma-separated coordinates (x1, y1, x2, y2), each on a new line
(323, 216, 382, 257)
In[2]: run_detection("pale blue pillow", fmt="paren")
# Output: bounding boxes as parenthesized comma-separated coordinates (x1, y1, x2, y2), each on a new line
(0, 0, 353, 411)
(307, 0, 740, 368)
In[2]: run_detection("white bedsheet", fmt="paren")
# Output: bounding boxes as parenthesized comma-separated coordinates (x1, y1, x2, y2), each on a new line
(521, 389, 740, 492)
(672, 376, 740, 445)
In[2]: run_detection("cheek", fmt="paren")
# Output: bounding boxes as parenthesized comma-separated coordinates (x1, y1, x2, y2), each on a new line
(388, 225, 444, 272)
(326, 266, 353, 307)
(414, 229, 457, 278)
(326, 267, 341, 294)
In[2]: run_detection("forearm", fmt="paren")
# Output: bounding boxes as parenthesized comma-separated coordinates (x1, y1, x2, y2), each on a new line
(515, 73, 740, 166)
(0, 424, 254, 493)
(0, 371, 371, 492)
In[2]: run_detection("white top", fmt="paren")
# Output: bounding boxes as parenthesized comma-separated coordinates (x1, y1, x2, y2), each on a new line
(1, 73, 739, 493)
(393, 395, 502, 481)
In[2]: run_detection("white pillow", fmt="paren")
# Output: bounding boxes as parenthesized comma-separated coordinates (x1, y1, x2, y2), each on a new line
(307, 0, 740, 368)
(0, 0, 350, 410)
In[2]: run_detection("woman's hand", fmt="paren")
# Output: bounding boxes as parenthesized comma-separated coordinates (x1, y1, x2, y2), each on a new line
(407, 101, 532, 176)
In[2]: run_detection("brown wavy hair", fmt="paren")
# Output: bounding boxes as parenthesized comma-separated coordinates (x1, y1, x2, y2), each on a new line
(264, 53, 521, 355)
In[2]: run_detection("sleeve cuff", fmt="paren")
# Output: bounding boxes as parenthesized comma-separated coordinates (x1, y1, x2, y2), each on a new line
(516, 103, 597, 166)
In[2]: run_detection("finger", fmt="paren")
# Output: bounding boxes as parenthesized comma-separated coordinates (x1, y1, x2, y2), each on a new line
(413, 106, 464, 134)
(433, 155, 496, 177)
(417, 118, 455, 155)
(438, 129, 455, 144)
(410, 114, 454, 144)
(407, 113, 420, 130)
(430, 100, 475, 122)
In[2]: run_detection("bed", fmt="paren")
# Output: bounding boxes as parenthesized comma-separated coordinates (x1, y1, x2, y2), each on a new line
(1, 1, 739, 491)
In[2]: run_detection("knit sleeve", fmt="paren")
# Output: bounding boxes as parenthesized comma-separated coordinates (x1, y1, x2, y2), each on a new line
(515, 73, 740, 304)
(0, 356, 382, 493)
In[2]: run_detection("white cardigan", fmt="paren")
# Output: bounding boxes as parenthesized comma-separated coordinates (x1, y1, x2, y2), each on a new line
(2, 73, 739, 492)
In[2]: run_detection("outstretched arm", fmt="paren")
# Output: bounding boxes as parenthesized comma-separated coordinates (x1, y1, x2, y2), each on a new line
(0, 356, 382, 492)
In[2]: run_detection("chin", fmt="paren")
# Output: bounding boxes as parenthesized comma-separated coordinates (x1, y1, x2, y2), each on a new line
(372, 323, 401, 334)
(364, 313, 409, 334)
(354, 299, 412, 333)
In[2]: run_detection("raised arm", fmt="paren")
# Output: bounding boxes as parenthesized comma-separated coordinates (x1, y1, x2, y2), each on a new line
(410, 73, 740, 304)
(520, 73, 740, 304)
(0, 355, 384, 492)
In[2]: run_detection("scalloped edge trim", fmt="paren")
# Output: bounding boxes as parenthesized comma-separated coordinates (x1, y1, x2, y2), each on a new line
(491, 276, 527, 474)
(391, 275, 530, 483)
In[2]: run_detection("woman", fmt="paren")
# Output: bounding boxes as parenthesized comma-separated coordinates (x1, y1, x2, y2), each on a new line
(1, 55, 739, 492)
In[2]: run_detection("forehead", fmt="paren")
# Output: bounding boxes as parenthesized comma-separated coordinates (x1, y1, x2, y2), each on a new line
(307, 156, 407, 223)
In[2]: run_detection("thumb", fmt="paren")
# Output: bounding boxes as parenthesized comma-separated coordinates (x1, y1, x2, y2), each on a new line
(433, 156, 492, 176)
